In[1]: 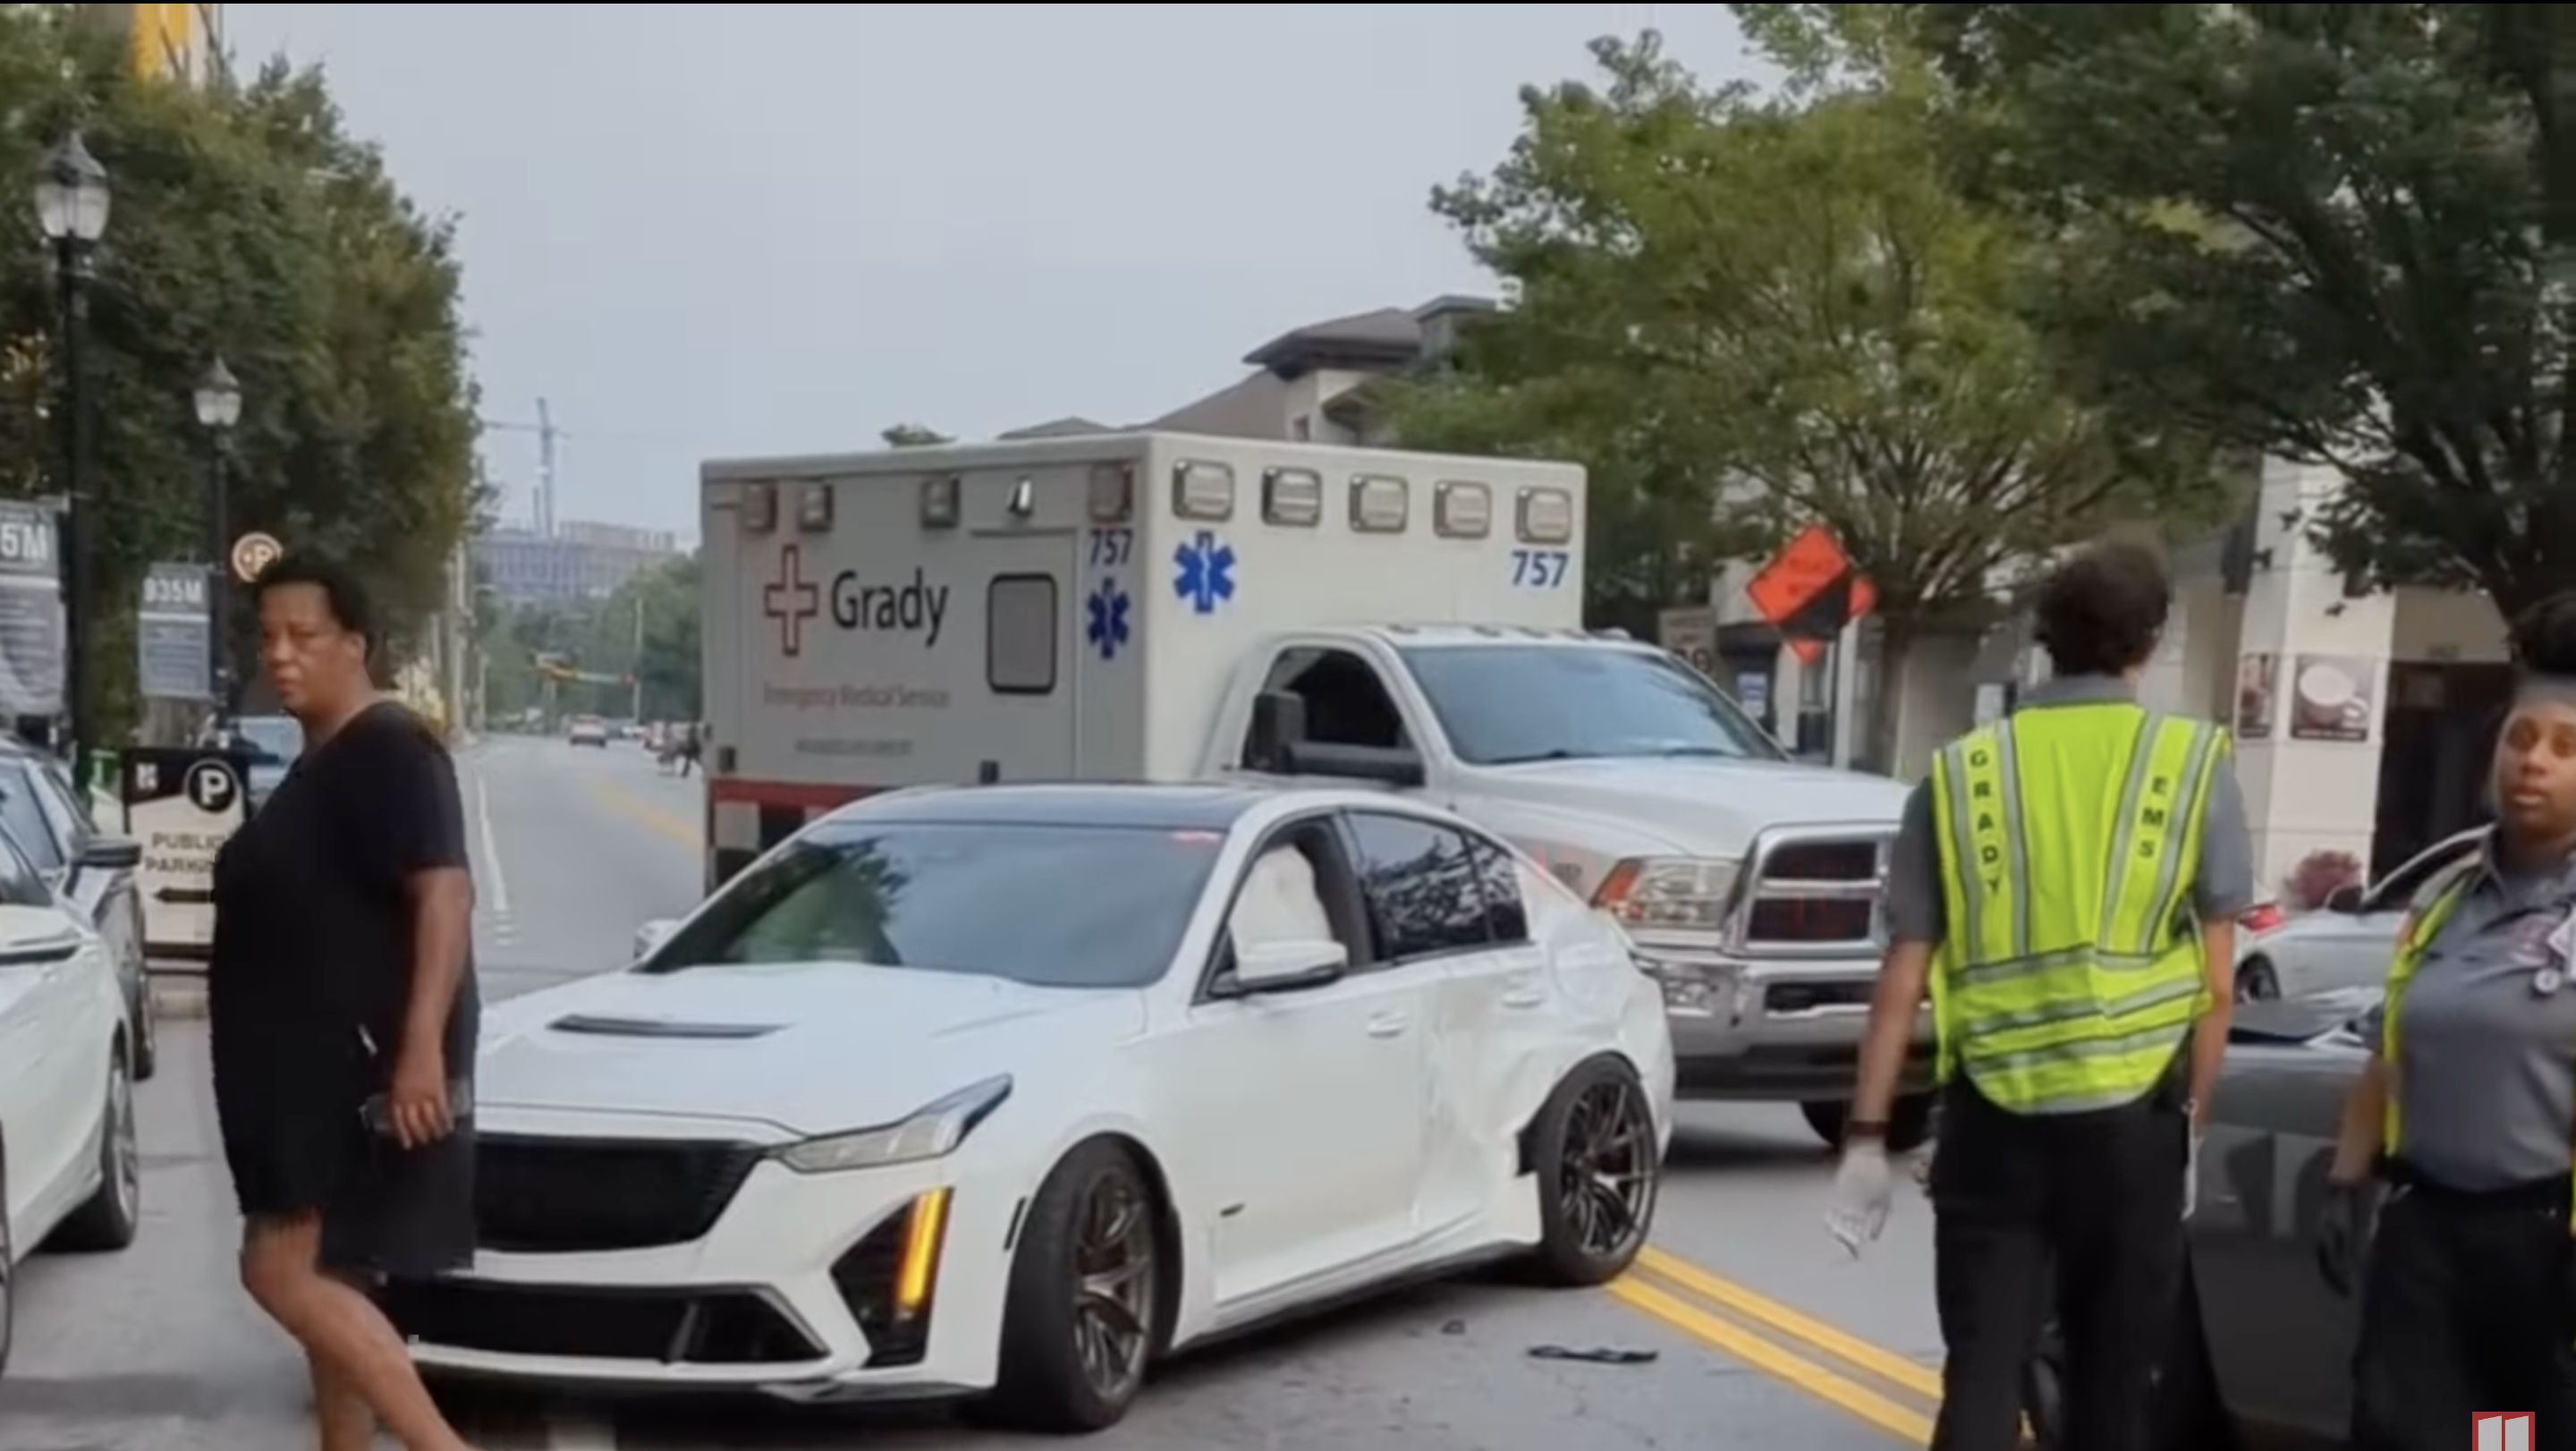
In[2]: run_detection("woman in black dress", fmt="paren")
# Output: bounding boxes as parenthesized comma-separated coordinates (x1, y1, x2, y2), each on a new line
(212, 555, 485, 1451)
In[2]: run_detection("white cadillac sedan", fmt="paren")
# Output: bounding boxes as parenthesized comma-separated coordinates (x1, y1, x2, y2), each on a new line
(385, 784, 1675, 1431)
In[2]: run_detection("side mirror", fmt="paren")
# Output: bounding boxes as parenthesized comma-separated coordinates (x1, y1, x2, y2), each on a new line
(1278, 742, 1427, 788)
(2322, 883, 2367, 914)
(1233, 938, 1348, 993)
(79, 835, 141, 871)
(633, 918, 681, 959)
(1245, 691, 1308, 773)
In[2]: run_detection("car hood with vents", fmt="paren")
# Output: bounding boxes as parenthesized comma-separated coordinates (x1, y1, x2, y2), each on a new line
(476, 963, 1148, 1136)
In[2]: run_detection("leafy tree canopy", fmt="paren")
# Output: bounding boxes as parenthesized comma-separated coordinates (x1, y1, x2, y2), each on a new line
(881, 422, 952, 447)
(0, 7, 478, 733)
(1385, 20, 2224, 759)
(1915, 2, 2576, 613)
(478, 552, 701, 726)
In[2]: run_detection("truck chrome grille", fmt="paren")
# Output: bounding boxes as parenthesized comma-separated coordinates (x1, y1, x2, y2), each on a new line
(1737, 828, 1892, 954)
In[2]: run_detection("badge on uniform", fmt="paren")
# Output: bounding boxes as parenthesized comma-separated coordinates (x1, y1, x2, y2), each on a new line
(2537, 911, 2576, 996)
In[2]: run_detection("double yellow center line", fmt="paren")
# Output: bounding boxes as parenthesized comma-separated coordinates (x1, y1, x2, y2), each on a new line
(1614, 1245, 1941, 1443)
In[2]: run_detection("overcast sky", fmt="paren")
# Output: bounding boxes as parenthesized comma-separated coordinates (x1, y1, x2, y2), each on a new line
(225, 4, 1760, 540)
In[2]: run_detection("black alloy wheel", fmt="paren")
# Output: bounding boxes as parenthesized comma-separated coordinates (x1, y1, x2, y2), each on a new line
(984, 1138, 1168, 1432)
(2236, 959, 2279, 1002)
(1522, 1056, 1660, 1286)
(1070, 1169, 1157, 1404)
(1560, 1075, 1656, 1260)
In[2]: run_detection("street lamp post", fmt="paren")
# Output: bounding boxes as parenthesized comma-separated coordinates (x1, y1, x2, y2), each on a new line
(35, 132, 109, 777)
(193, 357, 242, 716)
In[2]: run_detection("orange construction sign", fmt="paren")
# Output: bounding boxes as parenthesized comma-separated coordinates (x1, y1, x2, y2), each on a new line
(1745, 522, 1875, 666)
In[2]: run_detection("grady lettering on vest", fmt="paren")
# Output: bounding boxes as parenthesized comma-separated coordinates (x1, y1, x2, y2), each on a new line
(828, 567, 948, 647)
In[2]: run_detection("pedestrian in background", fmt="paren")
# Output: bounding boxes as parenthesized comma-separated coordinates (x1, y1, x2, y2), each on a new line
(209, 554, 487, 1451)
(2326, 592, 2576, 1451)
(1826, 539, 2252, 1451)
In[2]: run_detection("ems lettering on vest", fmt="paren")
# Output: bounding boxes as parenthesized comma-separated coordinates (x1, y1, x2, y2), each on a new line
(828, 567, 948, 648)
(2137, 768, 2175, 860)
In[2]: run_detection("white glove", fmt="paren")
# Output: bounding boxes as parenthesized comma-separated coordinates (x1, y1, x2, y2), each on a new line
(1826, 1143, 1894, 1257)
(2182, 1130, 2204, 1222)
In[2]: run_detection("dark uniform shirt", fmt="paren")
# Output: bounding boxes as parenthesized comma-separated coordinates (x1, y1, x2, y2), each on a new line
(1885, 675, 2258, 946)
(2359, 842, 2576, 1192)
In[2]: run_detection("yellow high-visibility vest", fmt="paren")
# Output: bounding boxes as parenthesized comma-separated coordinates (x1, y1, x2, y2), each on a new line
(1928, 702, 2229, 1114)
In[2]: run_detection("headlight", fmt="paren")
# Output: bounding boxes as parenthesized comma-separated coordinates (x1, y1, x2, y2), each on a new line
(775, 1074, 1013, 1175)
(1593, 856, 1742, 933)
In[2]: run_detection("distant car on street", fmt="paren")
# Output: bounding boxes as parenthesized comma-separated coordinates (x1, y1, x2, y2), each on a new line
(566, 716, 608, 748)
(380, 784, 1674, 1430)
(0, 742, 152, 1080)
(0, 814, 145, 1381)
(2231, 828, 2486, 1001)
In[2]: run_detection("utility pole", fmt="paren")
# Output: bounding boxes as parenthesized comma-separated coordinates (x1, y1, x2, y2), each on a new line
(630, 593, 646, 721)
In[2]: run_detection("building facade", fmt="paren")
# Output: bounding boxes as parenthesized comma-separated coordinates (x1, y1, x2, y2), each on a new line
(476, 521, 681, 607)
(78, 3, 220, 81)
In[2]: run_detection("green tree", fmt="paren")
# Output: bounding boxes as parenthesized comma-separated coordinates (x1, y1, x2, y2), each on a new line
(477, 553, 701, 726)
(0, 8, 477, 735)
(1916, 3, 2576, 613)
(1388, 27, 2221, 765)
(881, 423, 952, 447)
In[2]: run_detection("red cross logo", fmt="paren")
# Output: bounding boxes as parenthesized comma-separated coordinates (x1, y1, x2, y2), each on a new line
(764, 544, 821, 657)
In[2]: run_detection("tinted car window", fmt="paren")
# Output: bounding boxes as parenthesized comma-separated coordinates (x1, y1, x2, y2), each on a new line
(1399, 644, 1783, 767)
(0, 822, 54, 906)
(1471, 836, 1530, 944)
(27, 763, 89, 849)
(643, 821, 1221, 990)
(1343, 812, 1492, 961)
(0, 762, 63, 872)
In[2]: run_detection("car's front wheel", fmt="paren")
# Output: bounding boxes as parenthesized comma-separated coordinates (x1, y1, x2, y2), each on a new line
(1521, 1055, 1660, 1286)
(126, 916, 157, 1083)
(985, 1138, 1165, 1433)
(48, 1048, 140, 1252)
(1801, 1092, 1936, 1154)
(2236, 958, 2280, 1002)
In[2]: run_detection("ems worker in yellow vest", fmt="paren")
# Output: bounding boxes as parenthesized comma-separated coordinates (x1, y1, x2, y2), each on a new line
(1826, 540, 2252, 1451)
(2325, 593, 2576, 1451)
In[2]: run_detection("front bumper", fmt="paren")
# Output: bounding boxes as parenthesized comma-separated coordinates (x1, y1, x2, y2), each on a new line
(1635, 942, 1933, 1100)
(382, 1116, 1020, 1401)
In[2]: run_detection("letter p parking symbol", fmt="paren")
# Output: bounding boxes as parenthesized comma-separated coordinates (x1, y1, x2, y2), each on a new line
(2477, 1413, 2534, 1451)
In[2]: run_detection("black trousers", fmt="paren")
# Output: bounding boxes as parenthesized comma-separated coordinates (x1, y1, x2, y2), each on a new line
(2352, 1168, 2576, 1451)
(1927, 1077, 2188, 1451)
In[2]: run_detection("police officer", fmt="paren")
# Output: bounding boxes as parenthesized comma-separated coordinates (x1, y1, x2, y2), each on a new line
(1825, 539, 2253, 1451)
(2326, 592, 2576, 1451)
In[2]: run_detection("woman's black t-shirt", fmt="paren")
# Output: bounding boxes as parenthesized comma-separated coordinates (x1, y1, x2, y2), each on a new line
(208, 701, 479, 1244)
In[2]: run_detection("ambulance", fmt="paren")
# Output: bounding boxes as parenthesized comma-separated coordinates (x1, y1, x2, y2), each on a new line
(696, 433, 1929, 1141)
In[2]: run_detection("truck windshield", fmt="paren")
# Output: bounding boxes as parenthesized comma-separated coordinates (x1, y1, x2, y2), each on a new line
(641, 821, 1221, 989)
(1399, 645, 1784, 767)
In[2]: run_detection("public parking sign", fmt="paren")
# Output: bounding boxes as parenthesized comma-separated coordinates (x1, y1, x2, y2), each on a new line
(120, 745, 253, 962)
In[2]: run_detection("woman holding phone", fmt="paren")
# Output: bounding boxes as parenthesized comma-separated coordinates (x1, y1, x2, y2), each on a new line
(209, 554, 486, 1451)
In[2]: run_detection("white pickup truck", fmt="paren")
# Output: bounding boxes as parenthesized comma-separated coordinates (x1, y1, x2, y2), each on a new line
(694, 432, 1933, 1144)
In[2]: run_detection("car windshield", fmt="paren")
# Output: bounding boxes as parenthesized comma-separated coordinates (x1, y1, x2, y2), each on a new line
(233, 717, 302, 764)
(641, 820, 1223, 989)
(1399, 645, 1784, 767)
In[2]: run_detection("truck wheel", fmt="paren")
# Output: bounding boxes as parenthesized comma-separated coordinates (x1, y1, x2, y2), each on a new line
(1801, 1093, 1935, 1153)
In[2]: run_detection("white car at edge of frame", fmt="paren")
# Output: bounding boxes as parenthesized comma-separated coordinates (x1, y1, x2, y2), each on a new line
(0, 822, 144, 1382)
(386, 783, 1675, 1432)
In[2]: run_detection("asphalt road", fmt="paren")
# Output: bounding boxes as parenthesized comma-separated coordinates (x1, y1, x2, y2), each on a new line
(3, 735, 1952, 1451)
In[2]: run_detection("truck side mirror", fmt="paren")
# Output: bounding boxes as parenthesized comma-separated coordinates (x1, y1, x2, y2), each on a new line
(1246, 691, 1309, 773)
